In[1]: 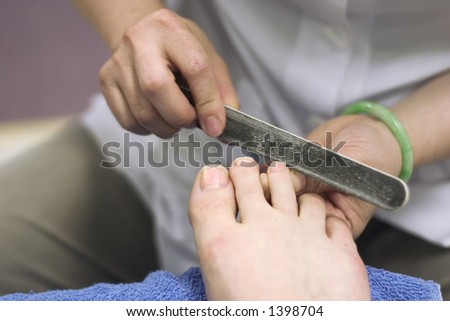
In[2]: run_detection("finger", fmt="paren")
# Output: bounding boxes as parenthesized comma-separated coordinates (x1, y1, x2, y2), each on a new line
(229, 157, 267, 221)
(166, 37, 225, 137)
(119, 68, 179, 138)
(189, 166, 237, 249)
(326, 215, 355, 247)
(100, 78, 150, 135)
(298, 193, 326, 230)
(267, 162, 297, 214)
(325, 190, 375, 238)
(133, 47, 198, 132)
(186, 22, 240, 110)
(324, 194, 352, 227)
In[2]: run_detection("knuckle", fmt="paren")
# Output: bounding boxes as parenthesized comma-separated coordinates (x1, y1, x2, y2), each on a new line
(98, 71, 108, 88)
(122, 23, 149, 53)
(152, 8, 178, 22)
(98, 64, 112, 87)
(135, 109, 157, 128)
(184, 53, 210, 78)
(140, 74, 167, 97)
(135, 110, 179, 138)
(118, 116, 140, 133)
(195, 97, 220, 116)
(123, 9, 183, 49)
(202, 97, 220, 109)
(99, 53, 130, 86)
(157, 129, 179, 139)
(170, 112, 196, 128)
(150, 8, 181, 30)
(123, 24, 140, 45)
(109, 51, 123, 67)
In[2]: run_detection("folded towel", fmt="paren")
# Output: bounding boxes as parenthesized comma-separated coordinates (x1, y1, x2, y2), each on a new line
(0, 266, 442, 301)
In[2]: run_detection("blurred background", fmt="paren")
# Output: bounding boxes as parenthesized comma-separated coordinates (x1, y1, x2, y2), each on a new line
(0, 0, 109, 121)
(0, 0, 109, 163)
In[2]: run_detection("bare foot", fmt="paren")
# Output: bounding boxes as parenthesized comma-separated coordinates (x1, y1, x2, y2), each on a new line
(189, 157, 370, 300)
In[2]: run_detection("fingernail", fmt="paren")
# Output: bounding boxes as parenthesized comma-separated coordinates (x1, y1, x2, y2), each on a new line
(204, 116, 223, 137)
(233, 157, 258, 168)
(269, 161, 286, 171)
(200, 166, 229, 190)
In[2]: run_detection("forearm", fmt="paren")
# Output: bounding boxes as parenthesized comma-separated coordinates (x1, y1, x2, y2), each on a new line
(72, 0, 164, 50)
(392, 70, 450, 168)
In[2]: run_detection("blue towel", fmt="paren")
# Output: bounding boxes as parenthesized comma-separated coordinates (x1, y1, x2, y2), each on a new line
(0, 266, 442, 301)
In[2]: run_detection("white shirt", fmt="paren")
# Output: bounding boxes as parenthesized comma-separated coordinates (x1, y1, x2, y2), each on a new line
(83, 0, 450, 274)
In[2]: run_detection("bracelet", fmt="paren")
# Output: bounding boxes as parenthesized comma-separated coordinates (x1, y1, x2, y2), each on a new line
(341, 101, 413, 182)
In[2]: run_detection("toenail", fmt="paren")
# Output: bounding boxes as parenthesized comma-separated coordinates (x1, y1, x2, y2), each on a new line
(269, 161, 286, 171)
(200, 166, 230, 190)
(234, 157, 258, 168)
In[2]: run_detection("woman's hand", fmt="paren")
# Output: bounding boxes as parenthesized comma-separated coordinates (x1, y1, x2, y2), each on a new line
(98, 9, 238, 138)
(304, 114, 403, 238)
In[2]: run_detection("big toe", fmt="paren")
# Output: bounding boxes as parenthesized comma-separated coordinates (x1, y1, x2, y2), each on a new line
(189, 165, 237, 248)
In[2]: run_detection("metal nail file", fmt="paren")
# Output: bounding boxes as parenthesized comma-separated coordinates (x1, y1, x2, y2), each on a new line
(176, 77, 409, 211)
(219, 106, 409, 211)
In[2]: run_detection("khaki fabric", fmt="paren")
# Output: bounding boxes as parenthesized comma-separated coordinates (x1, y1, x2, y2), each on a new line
(0, 124, 159, 295)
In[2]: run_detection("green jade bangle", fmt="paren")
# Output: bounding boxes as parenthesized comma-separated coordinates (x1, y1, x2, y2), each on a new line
(341, 101, 413, 182)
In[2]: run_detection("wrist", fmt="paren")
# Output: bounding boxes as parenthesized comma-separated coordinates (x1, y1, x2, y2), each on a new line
(341, 102, 413, 182)
(105, 6, 165, 50)
(73, 0, 165, 51)
(364, 116, 403, 176)
(344, 115, 403, 178)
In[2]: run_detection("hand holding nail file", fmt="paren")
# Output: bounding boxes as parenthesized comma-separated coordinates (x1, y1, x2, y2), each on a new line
(176, 75, 409, 211)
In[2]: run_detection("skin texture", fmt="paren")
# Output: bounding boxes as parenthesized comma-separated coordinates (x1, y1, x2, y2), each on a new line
(189, 158, 371, 300)
(304, 114, 403, 238)
(74, 1, 239, 138)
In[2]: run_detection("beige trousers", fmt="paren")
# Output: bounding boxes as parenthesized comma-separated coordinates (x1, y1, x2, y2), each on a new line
(0, 124, 159, 295)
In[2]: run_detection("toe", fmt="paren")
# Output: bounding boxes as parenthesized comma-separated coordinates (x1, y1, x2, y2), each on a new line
(326, 215, 355, 247)
(229, 157, 268, 221)
(189, 165, 237, 247)
(267, 162, 298, 215)
(298, 193, 326, 230)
